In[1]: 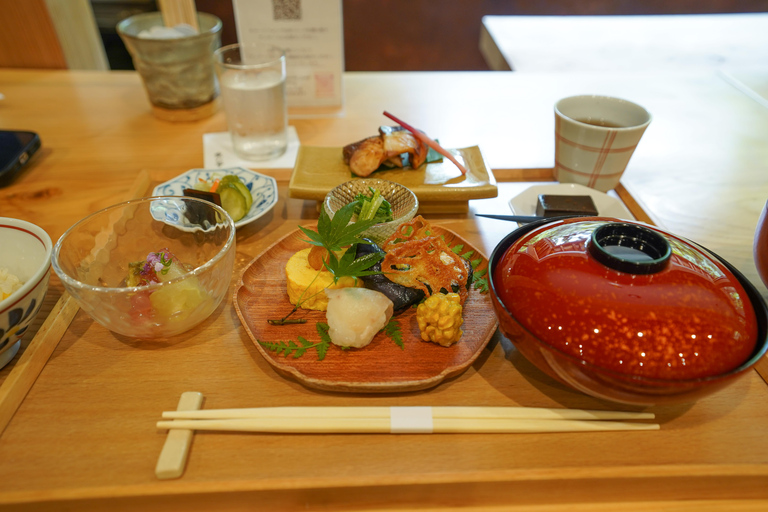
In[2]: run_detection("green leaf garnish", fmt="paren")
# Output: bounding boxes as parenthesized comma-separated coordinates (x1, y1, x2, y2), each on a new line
(258, 324, 332, 361)
(316, 322, 332, 360)
(259, 336, 319, 359)
(424, 144, 444, 165)
(473, 268, 489, 293)
(445, 241, 490, 295)
(324, 247, 384, 284)
(299, 201, 380, 252)
(297, 201, 385, 284)
(383, 319, 404, 349)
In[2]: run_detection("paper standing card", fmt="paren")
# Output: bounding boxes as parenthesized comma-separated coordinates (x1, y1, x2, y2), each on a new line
(233, 0, 344, 115)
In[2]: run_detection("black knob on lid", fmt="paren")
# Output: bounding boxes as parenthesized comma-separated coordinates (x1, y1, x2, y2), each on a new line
(588, 223, 671, 274)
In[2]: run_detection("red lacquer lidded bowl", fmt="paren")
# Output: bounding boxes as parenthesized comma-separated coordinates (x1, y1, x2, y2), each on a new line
(489, 217, 768, 405)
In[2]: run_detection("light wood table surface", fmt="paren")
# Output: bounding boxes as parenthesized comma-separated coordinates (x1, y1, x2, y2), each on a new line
(1, 69, 768, 511)
(479, 13, 768, 73)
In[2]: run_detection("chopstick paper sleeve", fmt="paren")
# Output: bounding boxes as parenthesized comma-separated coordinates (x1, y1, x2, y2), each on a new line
(390, 406, 433, 433)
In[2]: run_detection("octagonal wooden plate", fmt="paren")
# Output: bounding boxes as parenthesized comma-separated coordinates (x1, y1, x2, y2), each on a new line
(234, 226, 498, 393)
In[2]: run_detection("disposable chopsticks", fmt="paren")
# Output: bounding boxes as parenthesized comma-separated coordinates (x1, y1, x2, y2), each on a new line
(158, 0, 199, 30)
(156, 417, 658, 434)
(161, 406, 654, 421)
(156, 406, 658, 434)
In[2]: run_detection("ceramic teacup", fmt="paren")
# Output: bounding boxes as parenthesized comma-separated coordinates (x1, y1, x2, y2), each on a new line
(554, 95, 651, 192)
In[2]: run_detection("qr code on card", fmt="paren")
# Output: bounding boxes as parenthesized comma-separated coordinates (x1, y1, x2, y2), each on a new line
(273, 0, 301, 20)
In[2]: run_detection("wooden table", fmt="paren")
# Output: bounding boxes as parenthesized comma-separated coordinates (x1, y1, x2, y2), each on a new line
(479, 13, 768, 72)
(1, 69, 768, 510)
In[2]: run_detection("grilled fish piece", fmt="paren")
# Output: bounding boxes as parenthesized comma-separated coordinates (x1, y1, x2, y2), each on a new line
(379, 126, 428, 169)
(342, 135, 385, 177)
(383, 154, 404, 168)
(342, 126, 430, 177)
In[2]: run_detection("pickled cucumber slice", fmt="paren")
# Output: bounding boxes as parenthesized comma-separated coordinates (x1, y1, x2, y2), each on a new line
(218, 183, 249, 221)
(220, 175, 253, 210)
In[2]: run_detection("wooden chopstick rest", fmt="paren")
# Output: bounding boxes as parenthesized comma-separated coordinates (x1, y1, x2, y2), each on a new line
(155, 391, 203, 480)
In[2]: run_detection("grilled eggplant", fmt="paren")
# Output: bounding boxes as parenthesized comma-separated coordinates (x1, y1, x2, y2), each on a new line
(355, 240, 425, 312)
(355, 239, 473, 313)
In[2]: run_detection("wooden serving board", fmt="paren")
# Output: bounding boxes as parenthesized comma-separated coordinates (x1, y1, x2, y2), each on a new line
(234, 226, 497, 393)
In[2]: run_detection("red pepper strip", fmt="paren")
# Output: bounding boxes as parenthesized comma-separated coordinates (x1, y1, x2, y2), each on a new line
(383, 111, 468, 175)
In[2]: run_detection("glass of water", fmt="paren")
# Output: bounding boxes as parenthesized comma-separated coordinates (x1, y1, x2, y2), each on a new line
(214, 43, 288, 161)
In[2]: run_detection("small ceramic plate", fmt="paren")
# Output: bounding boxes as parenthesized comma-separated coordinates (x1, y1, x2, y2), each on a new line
(153, 167, 278, 229)
(509, 183, 634, 220)
(288, 145, 498, 203)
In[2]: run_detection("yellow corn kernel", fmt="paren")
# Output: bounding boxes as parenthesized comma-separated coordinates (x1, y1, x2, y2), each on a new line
(416, 293, 464, 347)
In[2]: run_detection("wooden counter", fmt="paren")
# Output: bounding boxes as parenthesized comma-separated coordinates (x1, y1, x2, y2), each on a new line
(1, 69, 768, 511)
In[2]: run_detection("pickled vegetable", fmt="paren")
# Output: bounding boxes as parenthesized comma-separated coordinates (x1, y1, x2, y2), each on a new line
(185, 172, 253, 222)
(220, 174, 253, 210)
(217, 182, 249, 221)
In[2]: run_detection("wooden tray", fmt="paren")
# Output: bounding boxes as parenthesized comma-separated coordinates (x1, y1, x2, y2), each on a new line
(2, 169, 768, 510)
(234, 226, 497, 393)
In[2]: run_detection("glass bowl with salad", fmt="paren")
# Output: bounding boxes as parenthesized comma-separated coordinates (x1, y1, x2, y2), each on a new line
(52, 196, 235, 339)
(323, 178, 419, 246)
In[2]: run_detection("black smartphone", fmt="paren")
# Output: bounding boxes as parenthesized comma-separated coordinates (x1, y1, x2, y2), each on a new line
(0, 130, 41, 187)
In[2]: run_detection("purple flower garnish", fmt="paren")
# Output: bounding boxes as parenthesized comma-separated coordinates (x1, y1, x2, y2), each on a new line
(146, 249, 174, 276)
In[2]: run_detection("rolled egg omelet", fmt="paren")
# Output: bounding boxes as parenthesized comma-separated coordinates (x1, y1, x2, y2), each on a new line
(285, 248, 361, 311)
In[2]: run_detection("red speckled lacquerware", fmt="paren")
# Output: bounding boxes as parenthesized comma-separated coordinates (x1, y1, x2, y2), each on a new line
(489, 217, 768, 406)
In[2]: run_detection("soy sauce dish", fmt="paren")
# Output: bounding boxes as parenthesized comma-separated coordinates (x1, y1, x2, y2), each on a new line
(489, 217, 768, 406)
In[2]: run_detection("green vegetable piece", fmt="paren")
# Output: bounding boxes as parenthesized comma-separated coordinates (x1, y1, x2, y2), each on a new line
(221, 175, 253, 210)
(353, 187, 393, 224)
(218, 182, 248, 221)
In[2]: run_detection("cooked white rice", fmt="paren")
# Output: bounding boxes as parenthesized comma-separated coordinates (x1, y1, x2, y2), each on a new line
(0, 268, 23, 301)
